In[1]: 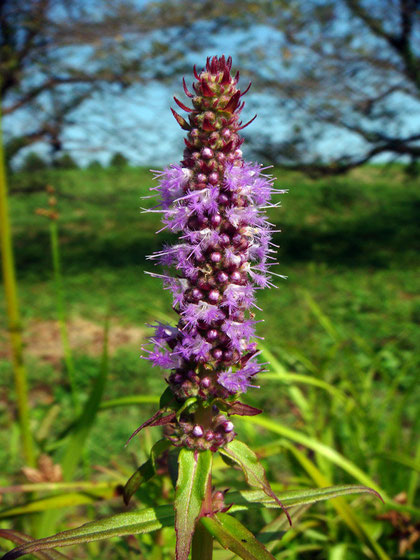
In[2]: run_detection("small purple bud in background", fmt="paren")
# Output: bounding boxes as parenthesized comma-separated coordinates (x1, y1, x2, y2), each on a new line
(201, 147, 213, 159)
(212, 348, 223, 360)
(219, 234, 230, 247)
(207, 329, 219, 341)
(192, 425, 204, 437)
(222, 421, 234, 433)
(208, 289, 219, 302)
(230, 271, 241, 282)
(192, 288, 203, 300)
(217, 271, 229, 283)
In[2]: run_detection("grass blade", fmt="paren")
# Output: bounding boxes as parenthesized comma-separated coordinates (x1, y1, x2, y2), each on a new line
(60, 317, 109, 480)
(259, 373, 350, 404)
(99, 395, 160, 410)
(283, 441, 390, 560)
(0, 490, 116, 519)
(240, 415, 387, 498)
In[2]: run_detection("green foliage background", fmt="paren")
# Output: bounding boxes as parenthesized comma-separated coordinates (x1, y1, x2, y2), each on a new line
(0, 164, 419, 559)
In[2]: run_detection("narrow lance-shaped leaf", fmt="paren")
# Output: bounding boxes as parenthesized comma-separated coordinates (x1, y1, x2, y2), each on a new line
(201, 513, 276, 560)
(125, 410, 176, 447)
(0, 506, 174, 559)
(214, 399, 262, 417)
(228, 401, 262, 416)
(226, 484, 384, 512)
(123, 438, 171, 505)
(0, 530, 70, 560)
(219, 439, 292, 525)
(175, 448, 212, 560)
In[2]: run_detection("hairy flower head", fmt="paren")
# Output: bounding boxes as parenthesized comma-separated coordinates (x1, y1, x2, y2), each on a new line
(143, 56, 284, 449)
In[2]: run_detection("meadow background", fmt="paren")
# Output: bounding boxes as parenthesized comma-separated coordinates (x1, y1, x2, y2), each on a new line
(1, 1, 419, 559)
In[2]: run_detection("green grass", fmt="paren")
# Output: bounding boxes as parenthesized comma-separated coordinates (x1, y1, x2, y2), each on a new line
(0, 165, 419, 558)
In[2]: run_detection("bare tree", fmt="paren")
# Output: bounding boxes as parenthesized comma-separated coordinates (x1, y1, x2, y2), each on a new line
(138, 0, 420, 175)
(237, 0, 420, 174)
(2, 0, 419, 174)
(0, 0, 260, 167)
(0, 0, 187, 166)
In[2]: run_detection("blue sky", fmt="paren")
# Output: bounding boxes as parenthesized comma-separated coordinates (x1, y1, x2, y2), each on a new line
(4, 2, 419, 168)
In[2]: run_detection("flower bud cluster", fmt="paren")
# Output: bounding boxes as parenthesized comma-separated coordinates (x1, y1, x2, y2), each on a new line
(166, 409, 235, 452)
(143, 56, 283, 450)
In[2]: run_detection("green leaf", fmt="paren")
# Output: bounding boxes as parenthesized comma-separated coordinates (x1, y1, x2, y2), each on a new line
(168, 448, 180, 488)
(219, 440, 291, 525)
(159, 386, 177, 409)
(176, 397, 198, 420)
(0, 530, 70, 560)
(302, 290, 340, 341)
(226, 485, 383, 512)
(123, 438, 171, 505)
(1, 506, 174, 559)
(175, 448, 212, 560)
(201, 513, 276, 560)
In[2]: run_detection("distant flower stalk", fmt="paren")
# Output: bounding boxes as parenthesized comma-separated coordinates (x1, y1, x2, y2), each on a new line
(143, 56, 284, 451)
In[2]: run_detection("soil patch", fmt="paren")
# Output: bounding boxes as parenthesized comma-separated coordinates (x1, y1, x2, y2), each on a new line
(0, 317, 145, 366)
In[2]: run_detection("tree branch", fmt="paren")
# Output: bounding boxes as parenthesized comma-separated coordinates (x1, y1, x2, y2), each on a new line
(345, 0, 420, 89)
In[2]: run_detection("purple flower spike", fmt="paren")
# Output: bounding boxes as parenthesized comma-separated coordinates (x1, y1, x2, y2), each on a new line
(142, 56, 283, 449)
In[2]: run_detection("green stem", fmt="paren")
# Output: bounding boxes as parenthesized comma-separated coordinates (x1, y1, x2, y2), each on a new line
(191, 404, 214, 560)
(191, 519, 213, 560)
(50, 220, 79, 412)
(0, 110, 36, 467)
